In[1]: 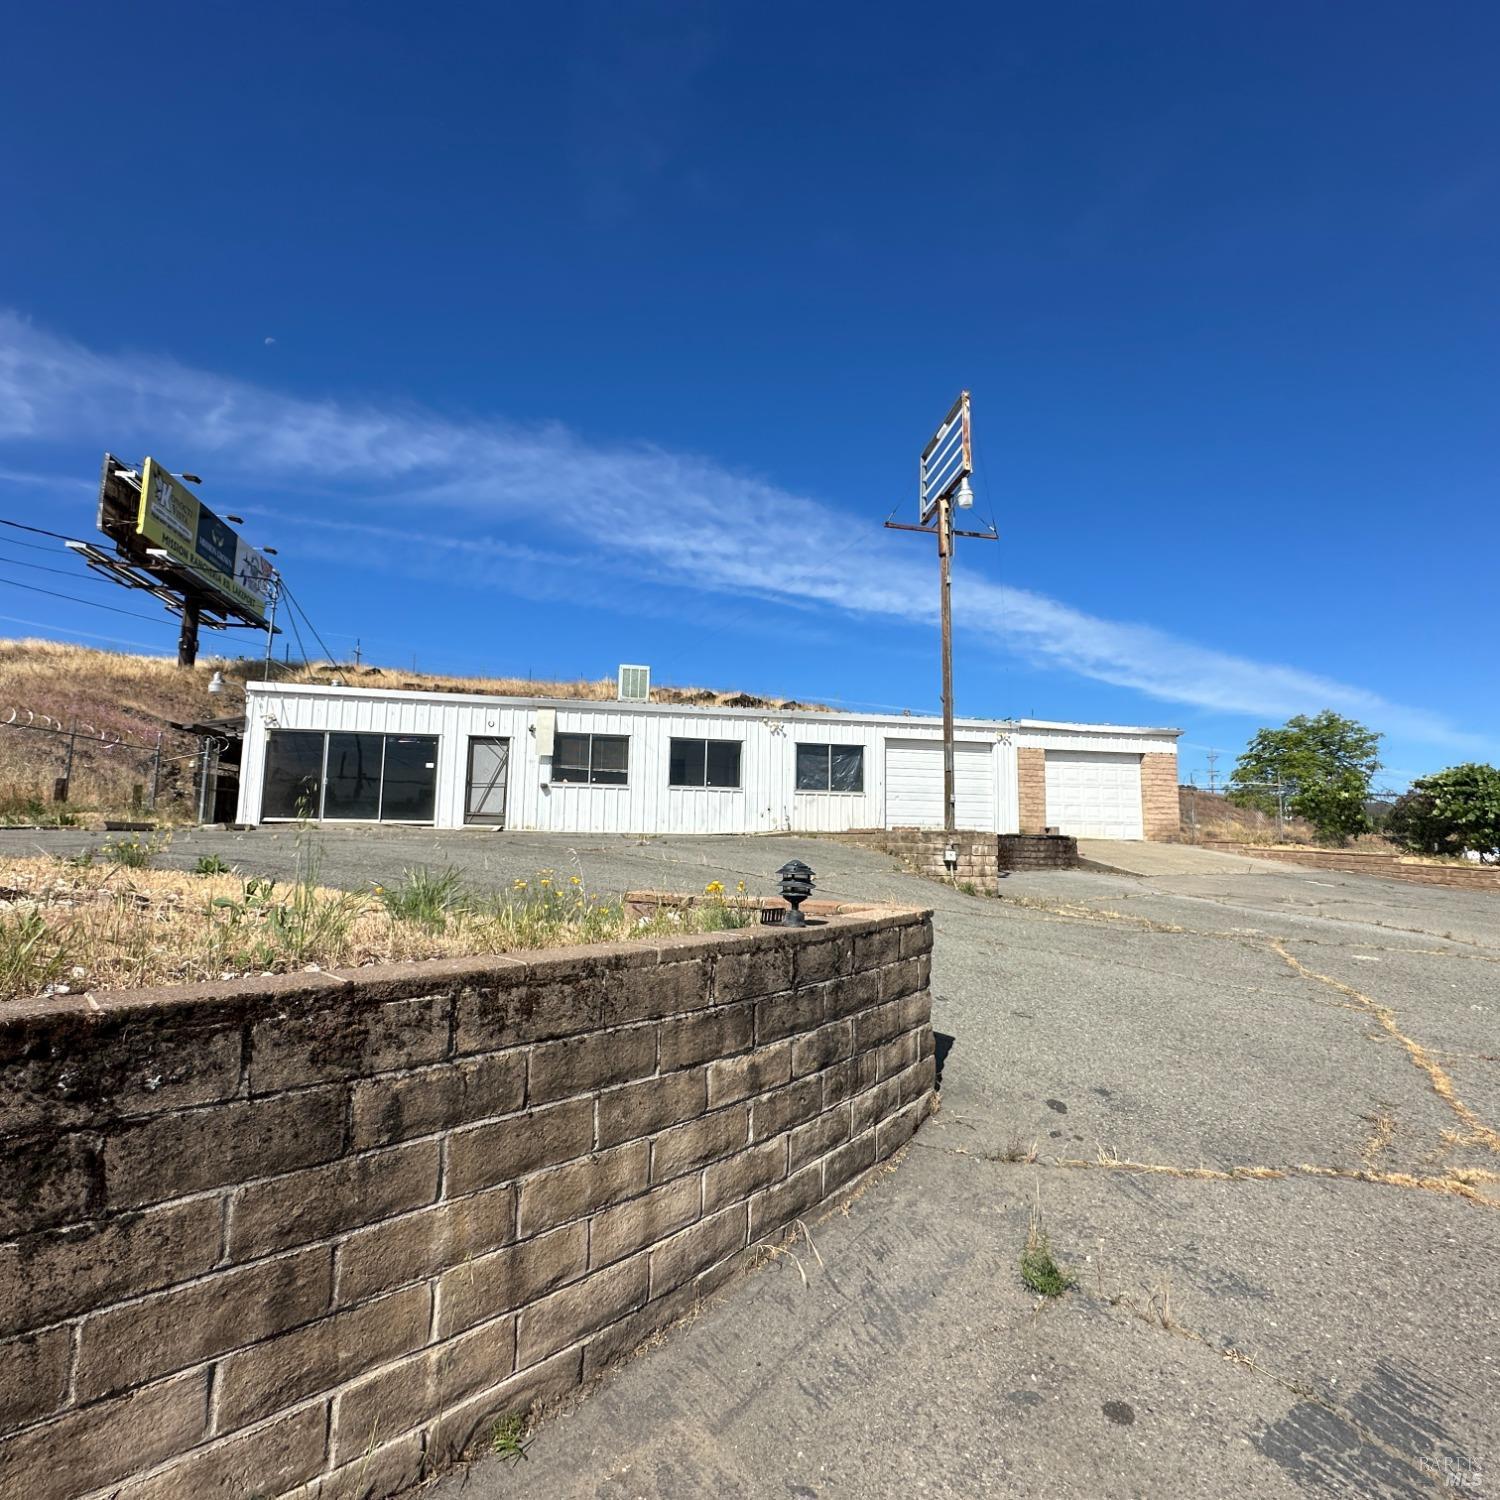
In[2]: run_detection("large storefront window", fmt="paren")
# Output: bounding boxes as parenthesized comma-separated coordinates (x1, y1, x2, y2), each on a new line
(323, 733, 382, 819)
(380, 736, 440, 821)
(261, 731, 439, 822)
(261, 732, 326, 820)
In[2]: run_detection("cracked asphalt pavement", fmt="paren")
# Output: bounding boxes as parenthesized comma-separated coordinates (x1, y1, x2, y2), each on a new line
(6, 826, 1496, 1497)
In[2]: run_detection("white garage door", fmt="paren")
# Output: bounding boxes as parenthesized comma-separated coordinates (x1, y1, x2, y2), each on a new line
(884, 739, 996, 830)
(1044, 751, 1143, 839)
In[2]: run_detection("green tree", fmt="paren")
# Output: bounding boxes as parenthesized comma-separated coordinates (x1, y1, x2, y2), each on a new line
(1386, 763, 1500, 857)
(1227, 710, 1382, 843)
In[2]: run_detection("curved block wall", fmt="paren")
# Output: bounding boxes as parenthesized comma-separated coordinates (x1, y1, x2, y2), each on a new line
(0, 901, 935, 1500)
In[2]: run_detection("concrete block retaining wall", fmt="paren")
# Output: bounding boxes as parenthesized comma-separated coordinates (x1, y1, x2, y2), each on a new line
(821, 828, 1002, 893)
(0, 900, 935, 1500)
(1197, 842, 1500, 890)
(996, 834, 1079, 871)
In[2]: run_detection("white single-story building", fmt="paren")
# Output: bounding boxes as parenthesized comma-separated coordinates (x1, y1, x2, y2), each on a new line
(235, 682, 1181, 840)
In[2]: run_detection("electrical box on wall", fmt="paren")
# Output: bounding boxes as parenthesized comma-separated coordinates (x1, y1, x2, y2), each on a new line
(534, 708, 556, 757)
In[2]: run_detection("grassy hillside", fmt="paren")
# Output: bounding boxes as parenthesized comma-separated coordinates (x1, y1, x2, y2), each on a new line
(1178, 785, 1317, 843)
(0, 639, 825, 824)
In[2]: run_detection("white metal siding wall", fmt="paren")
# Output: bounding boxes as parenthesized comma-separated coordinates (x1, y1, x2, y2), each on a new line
(238, 688, 1169, 837)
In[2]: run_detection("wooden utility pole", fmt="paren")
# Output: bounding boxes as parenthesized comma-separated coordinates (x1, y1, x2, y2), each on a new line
(937, 489, 957, 832)
(885, 390, 996, 834)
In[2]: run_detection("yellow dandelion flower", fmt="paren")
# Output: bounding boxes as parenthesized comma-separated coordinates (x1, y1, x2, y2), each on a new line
(705, 880, 725, 896)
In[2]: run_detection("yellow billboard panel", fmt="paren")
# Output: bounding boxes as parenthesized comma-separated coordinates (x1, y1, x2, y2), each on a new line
(137, 459, 272, 626)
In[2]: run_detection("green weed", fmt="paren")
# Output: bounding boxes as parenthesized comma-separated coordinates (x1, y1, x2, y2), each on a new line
(0, 908, 73, 996)
(102, 833, 169, 869)
(193, 854, 234, 876)
(375, 866, 469, 932)
(490, 1413, 532, 1464)
(1020, 1223, 1074, 1298)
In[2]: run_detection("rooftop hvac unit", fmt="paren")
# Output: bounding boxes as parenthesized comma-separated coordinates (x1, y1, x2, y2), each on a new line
(617, 664, 650, 702)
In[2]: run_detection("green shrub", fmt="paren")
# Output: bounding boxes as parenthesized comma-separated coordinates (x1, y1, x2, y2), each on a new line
(193, 854, 234, 876)
(1388, 763, 1500, 857)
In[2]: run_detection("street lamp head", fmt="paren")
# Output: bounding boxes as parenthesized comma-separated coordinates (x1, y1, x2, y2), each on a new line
(955, 476, 975, 510)
(181, 473, 203, 485)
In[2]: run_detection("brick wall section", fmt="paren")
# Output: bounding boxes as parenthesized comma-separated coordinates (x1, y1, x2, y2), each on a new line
(1017, 747, 1046, 833)
(0, 902, 936, 1500)
(996, 834, 1078, 870)
(828, 829, 1001, 893)
(1140, 751, 1180, 842)
(1198, 842, 1500, 890)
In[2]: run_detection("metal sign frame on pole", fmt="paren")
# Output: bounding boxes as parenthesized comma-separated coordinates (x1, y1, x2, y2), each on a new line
(885, 390, 998, 834)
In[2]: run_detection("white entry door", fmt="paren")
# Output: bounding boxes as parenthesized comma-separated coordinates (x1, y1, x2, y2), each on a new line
(1044, 751, 1143, 839)
(884, 739, 996, 830)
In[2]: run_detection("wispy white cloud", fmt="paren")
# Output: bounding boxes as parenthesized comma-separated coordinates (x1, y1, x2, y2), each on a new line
(0, 311, 1479, 748)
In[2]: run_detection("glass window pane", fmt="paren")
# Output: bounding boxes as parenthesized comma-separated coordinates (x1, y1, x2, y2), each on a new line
(323, 733, 383, 819)
(795, 743, 829, 791)
(669, 738, 705, 786)
(705, 740, 741, 788)
(830, 745, 864, 792)
(381, 735, 438, 822)
(552, 733, 591, 783)
(591, 736, 629, 784)
(262, 731, 324, 819)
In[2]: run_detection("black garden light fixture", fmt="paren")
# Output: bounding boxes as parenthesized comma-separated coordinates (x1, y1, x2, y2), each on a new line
(776, 859, 815, 926)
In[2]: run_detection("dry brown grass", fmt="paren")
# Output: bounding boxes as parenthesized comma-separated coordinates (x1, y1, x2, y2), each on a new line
(0, 851, 748, 1002)
(0, 638, 829, 824)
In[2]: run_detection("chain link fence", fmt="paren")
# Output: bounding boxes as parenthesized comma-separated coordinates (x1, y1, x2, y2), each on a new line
(0, 711, 209, 822)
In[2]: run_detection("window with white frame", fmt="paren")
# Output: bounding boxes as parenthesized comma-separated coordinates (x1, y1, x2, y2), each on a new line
(795, 742, 864, 792)
(668, 737, 742, 788)
(552, 732, 629, 786)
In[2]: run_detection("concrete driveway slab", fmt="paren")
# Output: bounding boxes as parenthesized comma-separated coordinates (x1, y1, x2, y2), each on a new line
(2, 825, 1495, 1496)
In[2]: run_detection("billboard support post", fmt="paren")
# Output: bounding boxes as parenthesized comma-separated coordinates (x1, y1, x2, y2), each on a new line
(884, 391, 998, 835)
(177, 598, 202, 668)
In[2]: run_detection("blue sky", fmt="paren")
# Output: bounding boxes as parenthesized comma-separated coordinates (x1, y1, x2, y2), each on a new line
(1, 1, 1496, 789)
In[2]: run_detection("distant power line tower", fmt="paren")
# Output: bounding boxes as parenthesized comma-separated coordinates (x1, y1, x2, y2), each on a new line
(1206, 748, 1220, 795)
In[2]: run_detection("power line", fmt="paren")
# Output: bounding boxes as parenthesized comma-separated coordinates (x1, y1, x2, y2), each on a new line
(0, 612, 170, 651)
(0, 532, 77, 555)
(279, 581, 337, 665)
(0, 574, 181, 624)
(0, 550, 121, 586)
(0, 517, 85, 544)
(283, 597, 311, 665)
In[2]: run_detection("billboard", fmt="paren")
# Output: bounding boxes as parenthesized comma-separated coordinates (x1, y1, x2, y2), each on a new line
(136, 459, 273, 625)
